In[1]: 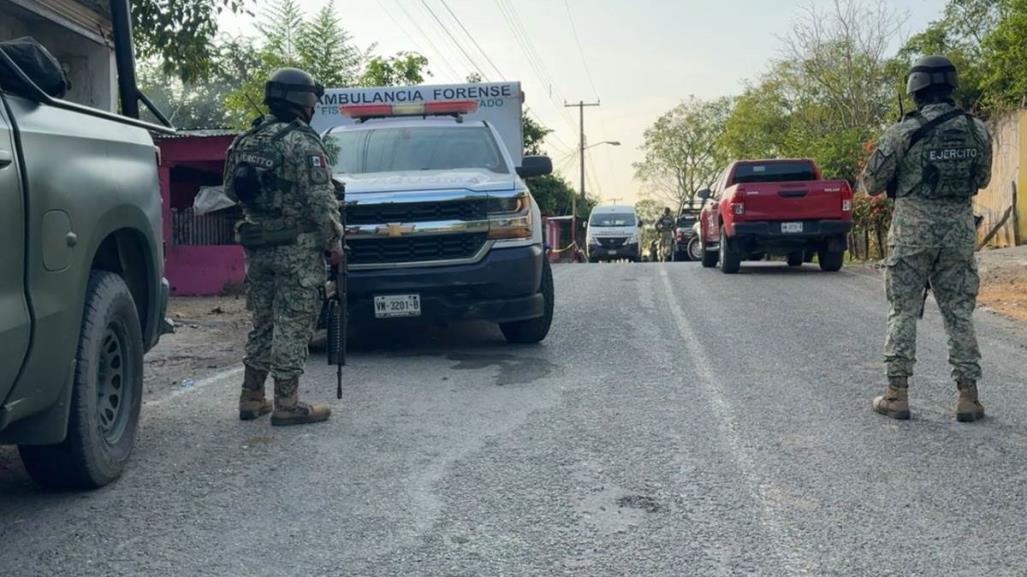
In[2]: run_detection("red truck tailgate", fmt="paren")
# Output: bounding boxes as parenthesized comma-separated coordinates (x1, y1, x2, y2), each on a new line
(734, 180, 850, 221)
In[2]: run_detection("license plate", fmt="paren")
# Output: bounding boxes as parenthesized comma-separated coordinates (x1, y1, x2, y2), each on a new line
(781, 222, 804, 234)
(374, 294, 421, 319)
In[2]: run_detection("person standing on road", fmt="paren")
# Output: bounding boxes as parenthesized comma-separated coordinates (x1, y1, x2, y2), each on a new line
(655, 207, 676, 263)
(224, 68, 344, 426)
(860, 55, 992, 423)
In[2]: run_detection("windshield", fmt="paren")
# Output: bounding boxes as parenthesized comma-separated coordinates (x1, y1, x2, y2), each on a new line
(731, 161, 817, 184)
(590, 213, 636, 227)
(327, 126, 509, 175)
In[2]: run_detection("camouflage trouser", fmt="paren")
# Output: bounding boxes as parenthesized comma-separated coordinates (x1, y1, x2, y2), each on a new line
(884, 246, 981, 382)
(243, 244, 326, 381)
(659, 231, 674, 261)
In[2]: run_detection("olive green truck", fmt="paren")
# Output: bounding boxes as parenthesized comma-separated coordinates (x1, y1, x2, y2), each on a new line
(0, 4, 172, 489)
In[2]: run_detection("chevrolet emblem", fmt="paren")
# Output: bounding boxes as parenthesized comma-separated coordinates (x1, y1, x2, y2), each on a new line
(377, 223, 415, 237)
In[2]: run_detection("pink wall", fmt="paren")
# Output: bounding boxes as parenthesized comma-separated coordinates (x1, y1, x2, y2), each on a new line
(159, 134, 246, 296)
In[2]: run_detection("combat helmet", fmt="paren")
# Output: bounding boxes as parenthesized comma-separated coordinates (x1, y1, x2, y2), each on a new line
(264, 67, 325, 109)
(906, 55, 958, 96)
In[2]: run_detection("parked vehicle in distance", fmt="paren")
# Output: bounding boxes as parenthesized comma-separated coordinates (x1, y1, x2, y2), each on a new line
(672, 202, 703, 262)
(697, 159, 853, 274)
(586, 205, 641, 263)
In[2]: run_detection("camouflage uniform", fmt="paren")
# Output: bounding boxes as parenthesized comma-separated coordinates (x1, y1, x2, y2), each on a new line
(656, 214, 675, 262)
(225, 115, 343, 385)
(860, 102, 992, 383)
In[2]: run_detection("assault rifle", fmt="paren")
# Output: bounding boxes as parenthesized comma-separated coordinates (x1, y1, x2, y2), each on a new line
(326, 179, 348, 399)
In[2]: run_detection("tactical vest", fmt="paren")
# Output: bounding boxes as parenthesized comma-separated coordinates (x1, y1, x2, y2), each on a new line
(227, 119, 321, 248)
(227, 120, 293, 216)
(898, 109, 984, 201)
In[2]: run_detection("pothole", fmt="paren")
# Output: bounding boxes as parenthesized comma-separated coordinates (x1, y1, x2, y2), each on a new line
(617, 494, 660, 513)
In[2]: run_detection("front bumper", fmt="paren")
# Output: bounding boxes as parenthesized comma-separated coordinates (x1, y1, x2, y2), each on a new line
(588, 242, 640, 260)
(348, 244, 544, 324)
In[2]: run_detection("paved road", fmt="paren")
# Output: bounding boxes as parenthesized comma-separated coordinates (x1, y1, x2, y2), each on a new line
(3, 262, 1027, 577)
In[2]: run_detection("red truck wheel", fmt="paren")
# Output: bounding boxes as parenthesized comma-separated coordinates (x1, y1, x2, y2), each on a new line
(718, 230, 741, 274)
(818, 250, 845, 272)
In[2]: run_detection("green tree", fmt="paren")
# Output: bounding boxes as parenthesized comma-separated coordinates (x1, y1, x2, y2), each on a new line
(634, 96, 732, 207)
(295, 1, 362, 87)
(522, 111, 551, 156)
(980, 0, 1027, 111)
(138, 36, 261, 129)
(132, 0, 250, 82)
(358, 52, 431, 86)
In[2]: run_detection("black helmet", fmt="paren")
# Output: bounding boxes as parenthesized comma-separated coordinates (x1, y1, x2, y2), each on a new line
(264, 67, 325, 109)
(906, 55, 958, 96)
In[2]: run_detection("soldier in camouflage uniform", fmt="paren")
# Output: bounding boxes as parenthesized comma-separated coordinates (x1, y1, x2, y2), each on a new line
(224, 68, 344, 426)
(656, 207, 676, 263)
(860, 56, 992, 423)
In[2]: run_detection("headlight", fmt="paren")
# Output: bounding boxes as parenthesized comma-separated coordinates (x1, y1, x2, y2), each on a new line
(488, 193, 532, 240)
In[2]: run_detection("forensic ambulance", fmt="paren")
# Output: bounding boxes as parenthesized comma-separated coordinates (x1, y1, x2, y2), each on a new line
(313, 83, 555, 343)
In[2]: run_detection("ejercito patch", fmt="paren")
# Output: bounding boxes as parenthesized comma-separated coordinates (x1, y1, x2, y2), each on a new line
(926, 147, 977, 162)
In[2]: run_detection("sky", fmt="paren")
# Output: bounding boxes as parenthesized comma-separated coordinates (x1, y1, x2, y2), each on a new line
(220, 0, 948, 205)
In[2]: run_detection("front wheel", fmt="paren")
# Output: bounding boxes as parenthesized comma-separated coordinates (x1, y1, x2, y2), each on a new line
(19, 271, 144, 490)
(787, 251, 804, 267)
(818, 249, 845, 272)
(501, 260, 554, 344)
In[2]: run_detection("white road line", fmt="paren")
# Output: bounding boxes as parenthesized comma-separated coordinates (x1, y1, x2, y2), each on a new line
(658, 267, 816, 576)
(145, 365, 244, 406)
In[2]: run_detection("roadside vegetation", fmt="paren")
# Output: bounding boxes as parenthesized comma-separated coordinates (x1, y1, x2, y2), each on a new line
(634, 0, 1027, 259)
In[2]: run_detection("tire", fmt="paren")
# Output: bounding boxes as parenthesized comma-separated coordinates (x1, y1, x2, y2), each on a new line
(787, 251, 804, 267)
(687, 237, 703, 262)
(500, 259, 554, 344)
(818, 249, 845, 272)
(718, 229, 741, 274)
(19, 271, 144, 490)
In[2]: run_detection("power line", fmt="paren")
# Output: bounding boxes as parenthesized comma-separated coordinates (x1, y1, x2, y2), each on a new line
(439, 0, 505, 80)
(563, 0, 599, 100)
(376, 0, 462, 80)
(421, 0, 490, 81)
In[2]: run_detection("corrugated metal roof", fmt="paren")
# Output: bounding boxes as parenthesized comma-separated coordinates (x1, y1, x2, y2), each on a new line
(155, 129, 240, 140)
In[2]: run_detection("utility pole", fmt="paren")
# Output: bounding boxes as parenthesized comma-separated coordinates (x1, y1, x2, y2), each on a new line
(564, 100, 600, 253)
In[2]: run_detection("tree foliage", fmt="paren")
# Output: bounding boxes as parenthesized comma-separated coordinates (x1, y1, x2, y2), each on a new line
(138, 36, 261, 129)
(221, 0, 429, 127)
(358, 52, 431, 87)
(132, 0, 249, 83)
(715, 0, 906, 183)
(634, 96, 731, 207)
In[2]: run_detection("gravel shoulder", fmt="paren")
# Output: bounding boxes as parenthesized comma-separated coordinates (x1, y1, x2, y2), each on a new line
(144, 296, 248, 398)
(977, 245, 1027, 323)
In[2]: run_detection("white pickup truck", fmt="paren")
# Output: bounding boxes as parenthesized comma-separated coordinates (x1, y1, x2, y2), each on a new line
(316, 84, 555, 343)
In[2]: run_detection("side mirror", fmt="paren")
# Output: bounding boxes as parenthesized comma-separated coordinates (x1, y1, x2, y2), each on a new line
(636, 219, 644, 227)
(697, 189, 712, 202)
(516, 155, 553, 178)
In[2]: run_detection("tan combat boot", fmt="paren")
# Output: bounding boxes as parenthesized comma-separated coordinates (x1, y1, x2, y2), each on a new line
(955, 380, 985, 423)
(271, 377, 331, 427)
(872, 377, 910, 420)
(239, 366, 273, 421)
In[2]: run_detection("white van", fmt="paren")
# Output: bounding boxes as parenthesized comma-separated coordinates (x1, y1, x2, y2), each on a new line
(586, 204, 641, 263)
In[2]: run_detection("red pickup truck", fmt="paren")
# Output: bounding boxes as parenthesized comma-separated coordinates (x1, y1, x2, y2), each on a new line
(697, 159, 853, 274)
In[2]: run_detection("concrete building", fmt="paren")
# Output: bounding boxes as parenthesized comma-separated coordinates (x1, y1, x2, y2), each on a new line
(0, 0, 115, 110)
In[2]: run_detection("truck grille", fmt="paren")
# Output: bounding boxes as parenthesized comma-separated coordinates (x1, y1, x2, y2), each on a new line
(346, 199, 487, 225)
(598, 237, 626, 248)
(348, 233, 488, 265)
